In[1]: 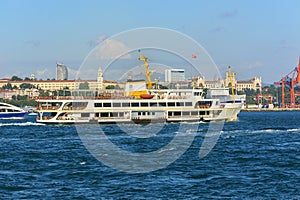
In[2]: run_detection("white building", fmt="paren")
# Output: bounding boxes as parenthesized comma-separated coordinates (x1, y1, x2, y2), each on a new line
(56, 62, 68, 80)
(165, 69, 185, 83)
(194, 66, 262, 92)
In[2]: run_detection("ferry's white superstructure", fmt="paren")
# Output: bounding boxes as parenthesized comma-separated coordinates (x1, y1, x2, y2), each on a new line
(35, 88, 242, 124)
(0, 102, 26, 120)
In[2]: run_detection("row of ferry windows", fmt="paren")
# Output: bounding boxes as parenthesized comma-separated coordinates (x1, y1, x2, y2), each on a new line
(81, 111, 210, 118)
(94, 102, 193, 108)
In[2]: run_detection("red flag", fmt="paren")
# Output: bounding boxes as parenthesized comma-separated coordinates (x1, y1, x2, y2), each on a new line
(192, 54, 197, 59)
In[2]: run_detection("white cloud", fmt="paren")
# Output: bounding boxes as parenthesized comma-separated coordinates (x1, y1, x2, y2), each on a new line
(36, 68, 49, 77)
(96, 34, 107, 44)
(94, 38, 131, 60)
(67, 67, 80, 79)
(35, 68, 55, 79)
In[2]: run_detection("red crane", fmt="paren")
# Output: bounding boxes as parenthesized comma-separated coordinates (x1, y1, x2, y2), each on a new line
(256, 94, 273, 105)
(274, 57, 300, 108)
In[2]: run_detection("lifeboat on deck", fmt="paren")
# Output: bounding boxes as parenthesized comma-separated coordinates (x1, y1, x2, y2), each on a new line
(140, 94, 154, 99)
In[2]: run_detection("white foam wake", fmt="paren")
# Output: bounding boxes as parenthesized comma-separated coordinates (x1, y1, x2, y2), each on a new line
(0, 122, 45, 126)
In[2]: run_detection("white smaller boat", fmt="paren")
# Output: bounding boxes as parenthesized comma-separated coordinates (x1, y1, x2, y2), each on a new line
(0, 102, 26, 120)
(28, 112, 38, 116)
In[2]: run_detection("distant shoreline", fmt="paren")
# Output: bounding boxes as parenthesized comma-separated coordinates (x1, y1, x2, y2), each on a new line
(242, 108, 300, 112)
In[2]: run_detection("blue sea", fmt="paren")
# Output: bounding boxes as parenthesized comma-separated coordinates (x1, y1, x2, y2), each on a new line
(1, 112, 300, 199)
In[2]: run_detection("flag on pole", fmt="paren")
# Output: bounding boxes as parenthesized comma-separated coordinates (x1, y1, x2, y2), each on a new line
(192, 54, 197, 59)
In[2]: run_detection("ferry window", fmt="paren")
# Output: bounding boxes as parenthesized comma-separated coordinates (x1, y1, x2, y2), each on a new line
(111, 112, 119, 117)
(151, 112, 155, 115)
(185, 102, 193, 106)
(191, 111, 198, 115)
(168, 102, 175, 107)
(176, 102, 183, 106)
(122, 102, 130, 107)
(142, 112, 146, 115)
(174, 111, 181, 116)
(182, 111, 190, 116)
(81, 113, 90, 118)
(141, 102, 148, 107)
(131, 102, 139, 107)
(94, 103, 102, 107)
(113, 103, 121, 107)
(119, 112, 124, 117)
(194, 92, 200, 96)
(150, 102, 158, 107)
(95, 113, 100, 117)
(159, 102, 166, 107)
(200, 111, 205, 115)
(100, 112, 109, 117)
(198, 101, 212, 106)
(138, 112, 141, 115)
(103, 103, 111, 107)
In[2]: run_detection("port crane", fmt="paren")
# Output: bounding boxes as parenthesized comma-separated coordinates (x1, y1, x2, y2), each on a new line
(256, 94, 273, 105)
(138, 50, 152, 90)
(274, 57, 300, 107)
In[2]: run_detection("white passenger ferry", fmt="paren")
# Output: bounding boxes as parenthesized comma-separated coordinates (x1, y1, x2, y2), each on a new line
(35, 51, 242, 124)
(35, 88, 242, 124)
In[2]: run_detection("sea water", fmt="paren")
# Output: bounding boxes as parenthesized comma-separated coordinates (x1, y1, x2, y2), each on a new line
(0, 112, 299, 199)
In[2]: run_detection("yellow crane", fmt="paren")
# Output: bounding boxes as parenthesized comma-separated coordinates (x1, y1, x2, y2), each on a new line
(138, 50, 152, 89)
(125, 50, 153, 99)
(228, 66, 235, 104)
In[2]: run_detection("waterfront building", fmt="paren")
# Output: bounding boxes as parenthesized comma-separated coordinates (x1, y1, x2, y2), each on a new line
(56, 62, 68, 80)
(0, 90, 17, 100)
(194, 67, 262, 92)
(0, 67, 117, 97)
(165, 69, 185, 83)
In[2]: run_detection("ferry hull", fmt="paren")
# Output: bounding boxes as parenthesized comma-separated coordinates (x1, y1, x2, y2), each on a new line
(0, 112, 26, 120)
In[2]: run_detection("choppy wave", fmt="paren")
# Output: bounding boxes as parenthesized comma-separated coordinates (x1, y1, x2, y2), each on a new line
(222, 128, 300, 134)
(0, 122, 45, 126)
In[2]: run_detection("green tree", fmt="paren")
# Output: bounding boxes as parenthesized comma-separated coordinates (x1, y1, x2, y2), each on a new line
(11, 76, 22, 81)
(79, 82, 89, 89)
(1, 83, 13, 90)
(17, 95, 28, 101)
(39, 90, 50, 97)
(20, 83, 35, 89)
(106, 85, 115, 89)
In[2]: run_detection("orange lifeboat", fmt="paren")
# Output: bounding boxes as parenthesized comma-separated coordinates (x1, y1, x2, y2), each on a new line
(140, 94, 154, 99)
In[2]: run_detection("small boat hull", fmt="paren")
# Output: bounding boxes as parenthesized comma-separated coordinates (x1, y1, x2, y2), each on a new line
(0, 112, 26, 120)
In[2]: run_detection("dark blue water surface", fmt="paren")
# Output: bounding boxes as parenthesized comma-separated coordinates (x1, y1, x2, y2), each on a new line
(1, 112, 300, 199)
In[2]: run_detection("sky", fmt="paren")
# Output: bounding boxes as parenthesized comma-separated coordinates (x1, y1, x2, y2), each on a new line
(1, 0, 300, 84)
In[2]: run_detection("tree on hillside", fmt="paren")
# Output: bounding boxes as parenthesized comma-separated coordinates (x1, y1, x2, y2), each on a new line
(106, 85, 115, 89)
(79, 82, 89, 89)
(20, 83, 36, 89)
(11, 76, 22, 81)
(1, 83, 13, 90)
